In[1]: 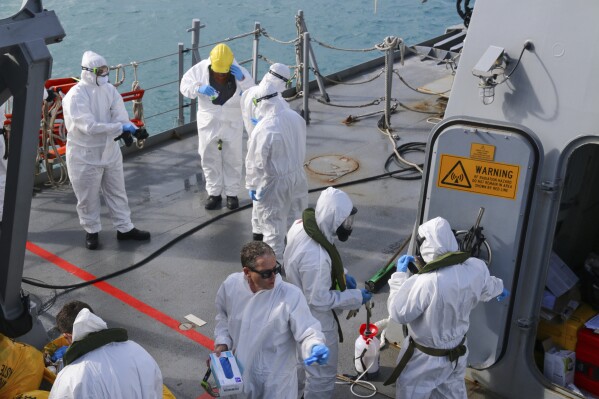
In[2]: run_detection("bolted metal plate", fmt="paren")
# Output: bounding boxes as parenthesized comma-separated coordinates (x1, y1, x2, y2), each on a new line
(305, 155, 359, 182)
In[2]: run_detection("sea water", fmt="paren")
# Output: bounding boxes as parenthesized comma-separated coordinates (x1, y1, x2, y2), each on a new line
(0, 0, 460, 134)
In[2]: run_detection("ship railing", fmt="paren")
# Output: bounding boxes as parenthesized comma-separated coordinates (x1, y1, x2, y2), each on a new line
(31, 10, 458, 186)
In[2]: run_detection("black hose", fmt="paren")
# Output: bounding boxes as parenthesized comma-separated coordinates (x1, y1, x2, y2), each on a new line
(22, 159, 422, 292)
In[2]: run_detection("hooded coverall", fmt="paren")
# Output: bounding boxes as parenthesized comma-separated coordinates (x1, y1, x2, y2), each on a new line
(241, 63, 292, 240)
(284, 187, 363, 398)
(387, 217, 504, 399)
(214, 272, 326, 399)
(180, 59, 253, 198)
(245, 83, 307, 260)
(49, 309, 162, 399)
(62, 51, 135, 234)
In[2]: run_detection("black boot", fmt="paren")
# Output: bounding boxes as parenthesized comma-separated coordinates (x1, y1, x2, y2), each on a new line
(117, 227, 151, 241)
(86, 232, 99, 250)
(252, 233, 264, 241)
(226, 196, 239, 210)
(204, 195, 222, 210)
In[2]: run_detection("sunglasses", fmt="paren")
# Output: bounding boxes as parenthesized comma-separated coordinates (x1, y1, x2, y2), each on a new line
(247, 261, 282, 279)
(252, 92, 278, 106)
(82, 65, 110, 77)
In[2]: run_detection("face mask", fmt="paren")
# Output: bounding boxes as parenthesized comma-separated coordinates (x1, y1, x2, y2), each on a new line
(336, 225, 352, 242)
(96, 76, 109, 86)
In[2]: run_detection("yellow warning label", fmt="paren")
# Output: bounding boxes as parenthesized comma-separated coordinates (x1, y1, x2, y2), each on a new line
(470, 143, 495, 161)
(437, 154, 519, 199)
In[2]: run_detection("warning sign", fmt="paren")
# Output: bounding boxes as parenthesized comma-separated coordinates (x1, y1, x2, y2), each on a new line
(437, 154, 520, 199)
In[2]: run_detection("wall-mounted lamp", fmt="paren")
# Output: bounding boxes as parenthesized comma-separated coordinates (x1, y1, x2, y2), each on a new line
(472, 41, 533, 105)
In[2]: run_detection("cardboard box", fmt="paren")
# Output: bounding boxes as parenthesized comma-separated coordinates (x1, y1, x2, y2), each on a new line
(209, 351, 243, 397)
(537, 303, 597, 351)
(543, 339, 576, 387)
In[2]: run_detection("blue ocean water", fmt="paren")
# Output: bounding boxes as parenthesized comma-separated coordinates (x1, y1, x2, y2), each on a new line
(1, 0, 460, 133)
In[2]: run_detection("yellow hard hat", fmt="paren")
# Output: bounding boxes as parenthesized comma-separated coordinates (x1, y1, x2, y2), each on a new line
(210, 43, 234, 73)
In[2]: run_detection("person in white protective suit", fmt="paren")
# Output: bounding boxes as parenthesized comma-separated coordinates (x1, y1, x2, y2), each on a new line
(62, 51, 150, 250)
(244, 82, 307, 259)
(240, 63, 293, 242)
(213, 241, 330, 399)
(385, 216, 508, 399)
(180, 43, 253, 211)
(49, 301, 162, 399)
(0, 101, 6, 223)
(284, 187, 372, 399)
(240, 62, 292, 139)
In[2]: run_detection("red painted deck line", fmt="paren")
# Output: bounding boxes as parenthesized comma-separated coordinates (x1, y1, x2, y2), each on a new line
(26, 241, 214, 350)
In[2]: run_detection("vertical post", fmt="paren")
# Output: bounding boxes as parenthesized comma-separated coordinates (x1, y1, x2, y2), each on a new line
(302, 32, 310, 125)
(187, 19, 203, 122)
(295, 10, 304, 94)
(299, 14, 329, 102)
(252, 22, 260, 84)
(177, 43, 185, 126)
(383, 38, 394, 130)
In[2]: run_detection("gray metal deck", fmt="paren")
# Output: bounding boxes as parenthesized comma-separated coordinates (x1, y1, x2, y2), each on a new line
(20, 51, 474, 398)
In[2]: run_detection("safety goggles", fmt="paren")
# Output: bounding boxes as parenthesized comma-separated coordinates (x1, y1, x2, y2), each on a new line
(252, 92, 278, 106)
(82, 65, 110, 77)
(247, 261, 282, 279)
(341, 207, 358, 231)
(268, 69, 292, 89)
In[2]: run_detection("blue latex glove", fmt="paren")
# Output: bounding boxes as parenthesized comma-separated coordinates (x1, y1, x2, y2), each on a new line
(397, 255, 414, 273)
(51, 345, 69, 362)
(198, 84, 217, 97)
(229, 64, 244, 81)
(251, 117, 260, 126)
(249, 190, 258, 201)
(122, 122, 136, 133)
(496, 288, 510, 302)
(360, 288, 372, 304)
(345, 274, 357, 289)
(304, 344, 329, 365)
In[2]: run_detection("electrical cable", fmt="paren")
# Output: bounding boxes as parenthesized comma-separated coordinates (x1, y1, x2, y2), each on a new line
(384, 142, 426, 180)
(21, 165, 421, 292)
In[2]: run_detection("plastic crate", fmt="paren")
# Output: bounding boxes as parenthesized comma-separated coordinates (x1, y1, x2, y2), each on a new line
(575, 328, 599, 395)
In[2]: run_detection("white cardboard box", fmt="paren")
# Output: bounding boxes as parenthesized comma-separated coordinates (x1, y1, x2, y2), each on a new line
(209, 351, 243, 397)
(543, 342, 576, 387)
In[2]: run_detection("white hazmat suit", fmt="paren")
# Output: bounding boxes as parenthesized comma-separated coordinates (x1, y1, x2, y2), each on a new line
(241, 63, 292, 240)
(387, 217, 503, 399)
(214, 272, 326, 399)
(240, 63, 291, 137)
(245, 83, 308, 260)
(63, 51, 135, 234)
(284, 187, 363, 398)
(49, 309, 163, 399)
(180, 59, 253, 199)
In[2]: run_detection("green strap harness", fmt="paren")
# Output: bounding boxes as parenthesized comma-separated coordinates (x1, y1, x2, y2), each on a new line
(302, 208, 347, 342)
(383, 250, 471, 386)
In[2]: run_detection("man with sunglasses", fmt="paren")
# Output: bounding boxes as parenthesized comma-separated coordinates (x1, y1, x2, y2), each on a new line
(62, 51, 150, 250)
(284, 187, 371, 399)
(385, 217, 507, 398)
(244, 82, 307, 261)
(180, 43, 253, 211)
(213, 241, 329, 399)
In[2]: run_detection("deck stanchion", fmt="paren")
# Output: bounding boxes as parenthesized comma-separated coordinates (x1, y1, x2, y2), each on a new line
(177, 43, 185, 126)
(302, 32, 310, 125)
(252, 22, 260, 84)
(383, 38, 394, 130)
(188, 19, 203, 122)
(297, 10, 330, 102)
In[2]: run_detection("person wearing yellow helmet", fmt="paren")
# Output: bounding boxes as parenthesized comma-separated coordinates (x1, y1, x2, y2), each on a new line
(180, 43, 253, 210)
